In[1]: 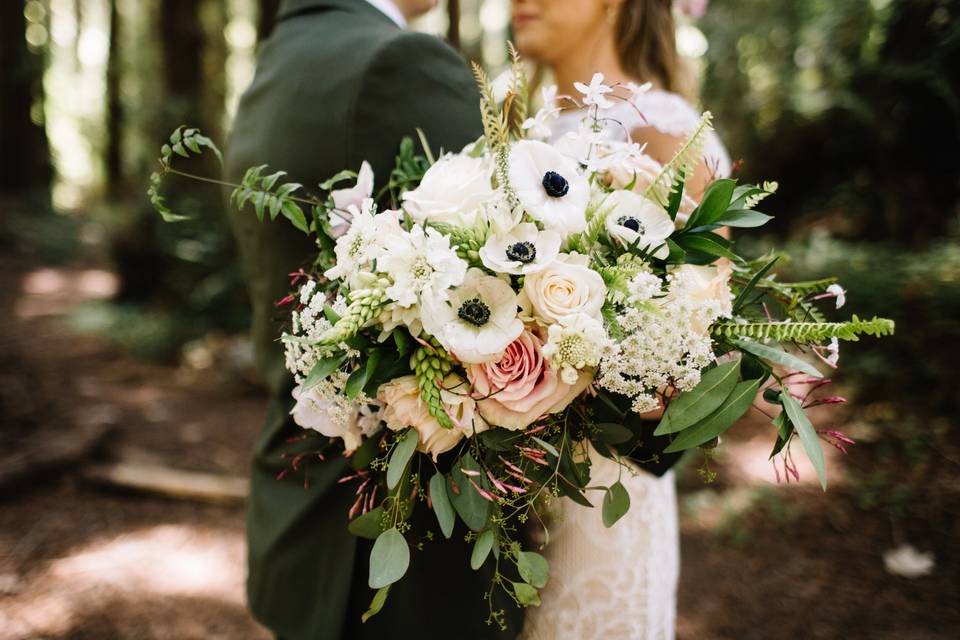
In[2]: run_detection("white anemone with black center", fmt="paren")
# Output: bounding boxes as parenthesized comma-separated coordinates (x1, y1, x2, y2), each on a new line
(602, 190, 675, 259)
(478, 222, 562, 276)
(508, 140, 590, 235)
(422, 268, 524, 364)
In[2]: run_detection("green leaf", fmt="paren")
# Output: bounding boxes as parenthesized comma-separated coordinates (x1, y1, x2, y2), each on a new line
(281, 200, 309, 233)
(386, 428, 418, 491)
(368, 528, 410, 589)
(516, 551, 549, 588)
(530, 436, 559, 458)
(769, 411, 793, 459)
(361, 586, 390, 623)
(602, 481, 631, 528)
(687, 178, 736, 228)
(471, 529, 495, 570)
(781, 391, 827, 490)
(666, 170, 686, 221)
(429, 473, 455, 539)
(345, 351, 382, 400)
(676, 233, 739, 261)
(716, 209, 773, 228)
(319, 168, 358, 191)
(655, 358, 741, 435)
(594, 422, 634, 445)
(664, 378, 762, 453)
(302, 354, 347, 390)
(733, 339, 823, 379)
(449, 453, 491, 532)
(732, 256, 779, 313)
(513, 582, 541, 607)
(323, 304, 342, 325)
(348, 506, 386, 540)
(478, 428, 519, 452)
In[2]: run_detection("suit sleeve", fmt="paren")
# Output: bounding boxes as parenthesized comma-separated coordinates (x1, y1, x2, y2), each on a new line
(347, 32, 483, 183)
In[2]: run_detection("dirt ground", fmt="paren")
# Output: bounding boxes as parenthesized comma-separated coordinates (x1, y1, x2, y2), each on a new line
(1, 255, 956, 640)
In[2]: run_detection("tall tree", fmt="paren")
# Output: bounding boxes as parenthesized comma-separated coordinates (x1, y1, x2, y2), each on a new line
(0, 0, 52, 195)
(105, 0, 123, 193)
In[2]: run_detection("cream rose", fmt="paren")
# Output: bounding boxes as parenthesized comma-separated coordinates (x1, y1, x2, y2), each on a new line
(377, 374, 487, 460)
(467, 328, 590, 430)
(669, 263, 734, 333)
(522, 253, 607, 326)
(401, 154, 496, 226)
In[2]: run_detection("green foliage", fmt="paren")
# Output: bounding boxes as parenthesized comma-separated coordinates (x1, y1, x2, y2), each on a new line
(713, 315, 895, 343)
(515, 551, 549, 589)
(664, 378, 764, 453)
(386, 428, 418, 491)
(429, 473, 456, 539)
(410, 337, 456, 429)
(602, 481, 631, 528)
(230, 165, 309, 233)
(731, 339, 823, 378)
(656, 358, 741, 435)
(368, 527, 410, 589)
(148, 126, 223, 222)
(780, 391, 827, 490)
(449, 453, 491, 532)
(471, 529, 495, 570)
(643, 111, 713, 207)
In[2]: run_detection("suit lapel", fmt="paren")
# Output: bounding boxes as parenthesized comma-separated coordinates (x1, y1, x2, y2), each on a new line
(277, 0, 397, 27)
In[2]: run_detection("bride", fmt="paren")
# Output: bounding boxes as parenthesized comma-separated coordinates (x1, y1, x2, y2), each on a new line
(512, 0, 731, 638)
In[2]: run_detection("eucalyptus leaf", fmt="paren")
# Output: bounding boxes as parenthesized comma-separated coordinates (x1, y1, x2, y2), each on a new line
(429, 473, 455, 539)
(471, 529, 495, 570)
(530, 436, 559, 458)
(386, 428, 418, 491)
(655, 358, 740, 435)
(368, 528, 410, 589)
(516, 551, 549, 588)
(348, 506, 386, 540)
(361, 586, 391, 623)
(663, 378, 762, 453)
(594, 422, 634, 445)
(449, 453, 491, 532)
(478, 428, 519, 451)
(781, 391, 827, 490)
(733, 339, 823, 378)
(513, 582, 541, 607)
(602, 481, 631, 528)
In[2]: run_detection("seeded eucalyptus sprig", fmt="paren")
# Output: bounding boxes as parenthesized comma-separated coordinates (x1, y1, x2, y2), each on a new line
(411, 336, 455, 429)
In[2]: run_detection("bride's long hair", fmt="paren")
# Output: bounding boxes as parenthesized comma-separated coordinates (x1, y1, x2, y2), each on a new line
(614, 0, 694, 98)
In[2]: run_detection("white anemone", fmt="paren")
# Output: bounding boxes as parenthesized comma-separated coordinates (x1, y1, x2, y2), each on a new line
(425, 268, 524, 364)
(602, 190, 675, 259)
(508, 140, 590, 235)
(479, 222, 561, 276)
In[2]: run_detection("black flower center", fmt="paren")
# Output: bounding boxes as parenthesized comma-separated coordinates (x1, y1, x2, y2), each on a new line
(457, 298, 491, 327)
(617, 215, 645, 234)
(505, 241, 537, 264)
(542, 171, 569, 198)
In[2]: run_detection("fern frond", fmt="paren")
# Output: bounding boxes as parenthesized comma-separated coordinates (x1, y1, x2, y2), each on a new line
(711, 315, 895, 343)
(644, 111, 713, 207)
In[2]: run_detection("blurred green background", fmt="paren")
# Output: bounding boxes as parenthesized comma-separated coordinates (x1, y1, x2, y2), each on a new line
(1, 1, 957, 638)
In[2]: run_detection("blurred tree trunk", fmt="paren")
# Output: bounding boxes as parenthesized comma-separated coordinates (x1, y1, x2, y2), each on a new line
(258, 0, 281, 42)
(447, 0, 460, 51)
(105, 0, 123, 193)
(0, 0, 52, 195)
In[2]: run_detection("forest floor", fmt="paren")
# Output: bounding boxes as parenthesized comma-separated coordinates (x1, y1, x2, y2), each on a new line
(0, 253, 956, 640)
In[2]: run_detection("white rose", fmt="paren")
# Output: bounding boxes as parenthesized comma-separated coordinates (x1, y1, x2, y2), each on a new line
(508, 140, 590, 235)
(402, 153, 496, 226)
(522, 254, 607, 326)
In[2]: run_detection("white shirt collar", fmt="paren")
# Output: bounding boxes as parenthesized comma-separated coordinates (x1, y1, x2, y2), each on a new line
(364, 0, 407, 28)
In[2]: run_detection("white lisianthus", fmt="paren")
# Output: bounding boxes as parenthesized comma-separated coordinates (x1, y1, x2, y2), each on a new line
(481, 197, 523, 236)
(603, 190, 675, 259)
(424, 268, 524, 364)
(541, 313, 608, 385)
(522, 253, 607, 325)
(508, 140, 590, 235)
(479, 222, 562, 275)
(329, 161, 374, 237)
(379, 224, 467, 307)
(324, 202, 400, 284)
(402, 153, 496, 226)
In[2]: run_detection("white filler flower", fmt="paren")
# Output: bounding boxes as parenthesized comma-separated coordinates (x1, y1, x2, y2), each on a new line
(509, 140, 590, 235)
(324, 202, 400, 283)
(574, 72, 615, 109)
(479, 222, 561, 275)
(425, 268, 524, 364)
(603, 190, 675, 259)
(379, 224, 467, 307)
(542, 313, 608, 384)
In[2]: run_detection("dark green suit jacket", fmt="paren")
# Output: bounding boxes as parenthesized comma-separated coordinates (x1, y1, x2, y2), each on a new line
(225, 1, 520, 638)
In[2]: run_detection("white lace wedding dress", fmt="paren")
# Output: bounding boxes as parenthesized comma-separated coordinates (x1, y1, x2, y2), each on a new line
(520, 89, 731, 640)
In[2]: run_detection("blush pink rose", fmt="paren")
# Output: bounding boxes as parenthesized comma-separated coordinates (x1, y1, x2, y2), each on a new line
(467, 328, 591, 430)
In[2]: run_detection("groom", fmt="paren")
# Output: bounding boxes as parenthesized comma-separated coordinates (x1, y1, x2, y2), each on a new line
(224, 1, 521, 638)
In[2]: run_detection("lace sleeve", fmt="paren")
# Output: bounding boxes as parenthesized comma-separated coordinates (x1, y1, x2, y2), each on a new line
(632, 90, 733, 179)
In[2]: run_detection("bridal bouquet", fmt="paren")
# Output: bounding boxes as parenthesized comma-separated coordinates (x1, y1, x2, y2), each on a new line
(150, 52, 892, 624)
